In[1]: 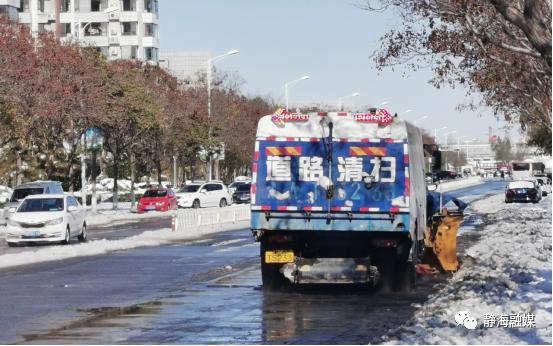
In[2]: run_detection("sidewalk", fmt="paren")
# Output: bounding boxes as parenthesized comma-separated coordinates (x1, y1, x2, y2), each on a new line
(382, 194, 552, 345)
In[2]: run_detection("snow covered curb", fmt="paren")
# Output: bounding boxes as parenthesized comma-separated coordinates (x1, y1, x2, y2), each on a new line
(86, 209, 169, 227)
(438, 176, 485, 193)
(383, 195, 552, 345)
(0, 219, 249, 270)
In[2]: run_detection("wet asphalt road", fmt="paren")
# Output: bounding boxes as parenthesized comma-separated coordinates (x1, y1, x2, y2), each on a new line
(0, 180, 507, 344)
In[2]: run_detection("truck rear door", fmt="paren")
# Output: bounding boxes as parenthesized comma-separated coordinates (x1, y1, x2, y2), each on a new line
(252, 139, 408, 214)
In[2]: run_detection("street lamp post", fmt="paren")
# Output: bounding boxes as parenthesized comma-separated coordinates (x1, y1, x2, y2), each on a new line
(465, 138, 477, 161)
(433, 126, 447, 142)
(443, 130, 457, 146)
(284, 75, 310, 112)
(207, 49, 239, 181)
(414, 115, 428, 126)
(337, 92, 360, 111)
(443, 130, 457, 170)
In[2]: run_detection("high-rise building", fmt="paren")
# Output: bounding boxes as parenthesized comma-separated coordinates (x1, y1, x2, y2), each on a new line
(159, 51, 212, 82)
(16, 0, 159, 62)
(0, 0, 19, 19)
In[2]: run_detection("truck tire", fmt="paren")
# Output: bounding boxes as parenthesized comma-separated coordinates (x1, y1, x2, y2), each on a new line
(261, 262, 286, 291)
(395, 260, 416, 293)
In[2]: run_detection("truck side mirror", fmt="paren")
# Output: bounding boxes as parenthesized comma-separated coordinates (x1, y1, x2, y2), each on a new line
(427, 183, 438, 192)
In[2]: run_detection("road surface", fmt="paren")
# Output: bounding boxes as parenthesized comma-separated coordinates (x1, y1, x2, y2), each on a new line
(0, 180, 507, 344)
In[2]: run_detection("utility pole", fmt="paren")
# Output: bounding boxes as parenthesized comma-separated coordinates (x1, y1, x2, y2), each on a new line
(54, 0, 61, 39)
(81, 134, 87, 208)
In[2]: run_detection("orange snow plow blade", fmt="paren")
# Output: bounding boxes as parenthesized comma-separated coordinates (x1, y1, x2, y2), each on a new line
(422, 209, 462, 273)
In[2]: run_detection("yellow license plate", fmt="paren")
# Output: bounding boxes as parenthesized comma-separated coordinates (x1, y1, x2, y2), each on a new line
(265, 250, 295, 264)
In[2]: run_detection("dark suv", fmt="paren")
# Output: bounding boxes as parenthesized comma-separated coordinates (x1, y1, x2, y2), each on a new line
(232, 183, 251, 204)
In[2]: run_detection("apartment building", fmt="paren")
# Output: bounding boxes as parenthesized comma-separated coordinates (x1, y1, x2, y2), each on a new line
(159, 51, 212, 82)
(0, 0, 19, 19)
(17, 0, 159, 62)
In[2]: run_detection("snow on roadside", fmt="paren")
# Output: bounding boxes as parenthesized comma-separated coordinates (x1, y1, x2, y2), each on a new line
(0, 220, 249, 270)
(438, 176, 485, 193)
(384, 195, 552, 345)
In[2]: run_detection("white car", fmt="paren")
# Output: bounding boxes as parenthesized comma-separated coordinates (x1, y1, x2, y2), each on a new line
(176, 182, 232, 208)
(6, 194, 87, 246)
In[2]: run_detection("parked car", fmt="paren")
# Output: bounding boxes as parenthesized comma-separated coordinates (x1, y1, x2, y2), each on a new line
(505, 180, 542, 204)
(425, 170, 457, 183)
(232, 183, 252, 204)
(137, 188, 178, 213)
(176, 182, 231, 208)
(2, 181, 64, 223)
(228, 180, 251, 195)
(6, 194, 87, 246)
(534, 177, 551, 195)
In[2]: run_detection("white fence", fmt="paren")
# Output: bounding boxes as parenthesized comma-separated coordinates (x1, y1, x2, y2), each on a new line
(174, 205, 251, 234)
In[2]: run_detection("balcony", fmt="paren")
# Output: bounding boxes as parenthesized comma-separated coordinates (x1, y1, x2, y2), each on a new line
(18, 12, 31, 23)
(142, 12, 158, 24)
(83, 36, 109, 47)
(118, 36, 138, 46)
(142, 36, 159, 48)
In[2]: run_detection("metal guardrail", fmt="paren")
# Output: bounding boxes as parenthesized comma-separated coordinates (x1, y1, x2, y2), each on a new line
(174, 205, 251, 232)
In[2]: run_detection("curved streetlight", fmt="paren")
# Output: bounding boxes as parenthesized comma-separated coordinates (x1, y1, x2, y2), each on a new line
(207, 49, 240, 181)
(414, 115, 428, 126)
(433, 126, 447, 140)
(337, 92, 360, 111)
(443, 130, 457, 145)
(464, 138, 478, 161)
(284, 75, 310, 111)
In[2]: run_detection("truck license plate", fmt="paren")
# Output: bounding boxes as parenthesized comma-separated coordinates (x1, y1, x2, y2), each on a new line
(265, 250, 294, 264)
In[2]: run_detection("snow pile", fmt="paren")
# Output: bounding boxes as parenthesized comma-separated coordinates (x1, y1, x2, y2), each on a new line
(384, 196, 552, 345)
(438, 176, 484, 193)
(86, 208, 170, 226)
(0, 218, 249, 269)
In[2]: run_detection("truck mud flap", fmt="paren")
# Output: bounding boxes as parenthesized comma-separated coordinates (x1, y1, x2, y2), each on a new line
(281, 257, 379, 285)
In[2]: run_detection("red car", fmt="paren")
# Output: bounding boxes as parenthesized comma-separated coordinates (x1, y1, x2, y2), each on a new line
(137, 188, 177, 213)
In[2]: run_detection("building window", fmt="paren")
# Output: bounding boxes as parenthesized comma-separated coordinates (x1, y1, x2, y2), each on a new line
(61, 23, 71, 36)
(144, 0, 158, 14)
(144, 47, 157, 61)
(144, 23, 156, 37)
(38, 0, 44, 12)
(91, 0, 107, 12)
(19, 0, 29, 12)
(121, 22, 137, 35)
(122, 0, 136, 11)
(38, 23, 51, 33)
(84, 22, 106, 36)
(0, 6, 18, 19)
(121, 45, 138, 59)
(61, 0, 70, 12)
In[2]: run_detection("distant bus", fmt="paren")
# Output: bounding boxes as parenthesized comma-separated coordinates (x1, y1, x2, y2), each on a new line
(510, 161, 545, 180)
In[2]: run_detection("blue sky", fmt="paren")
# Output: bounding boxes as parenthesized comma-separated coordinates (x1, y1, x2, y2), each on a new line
(159, 0, 518, 143)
